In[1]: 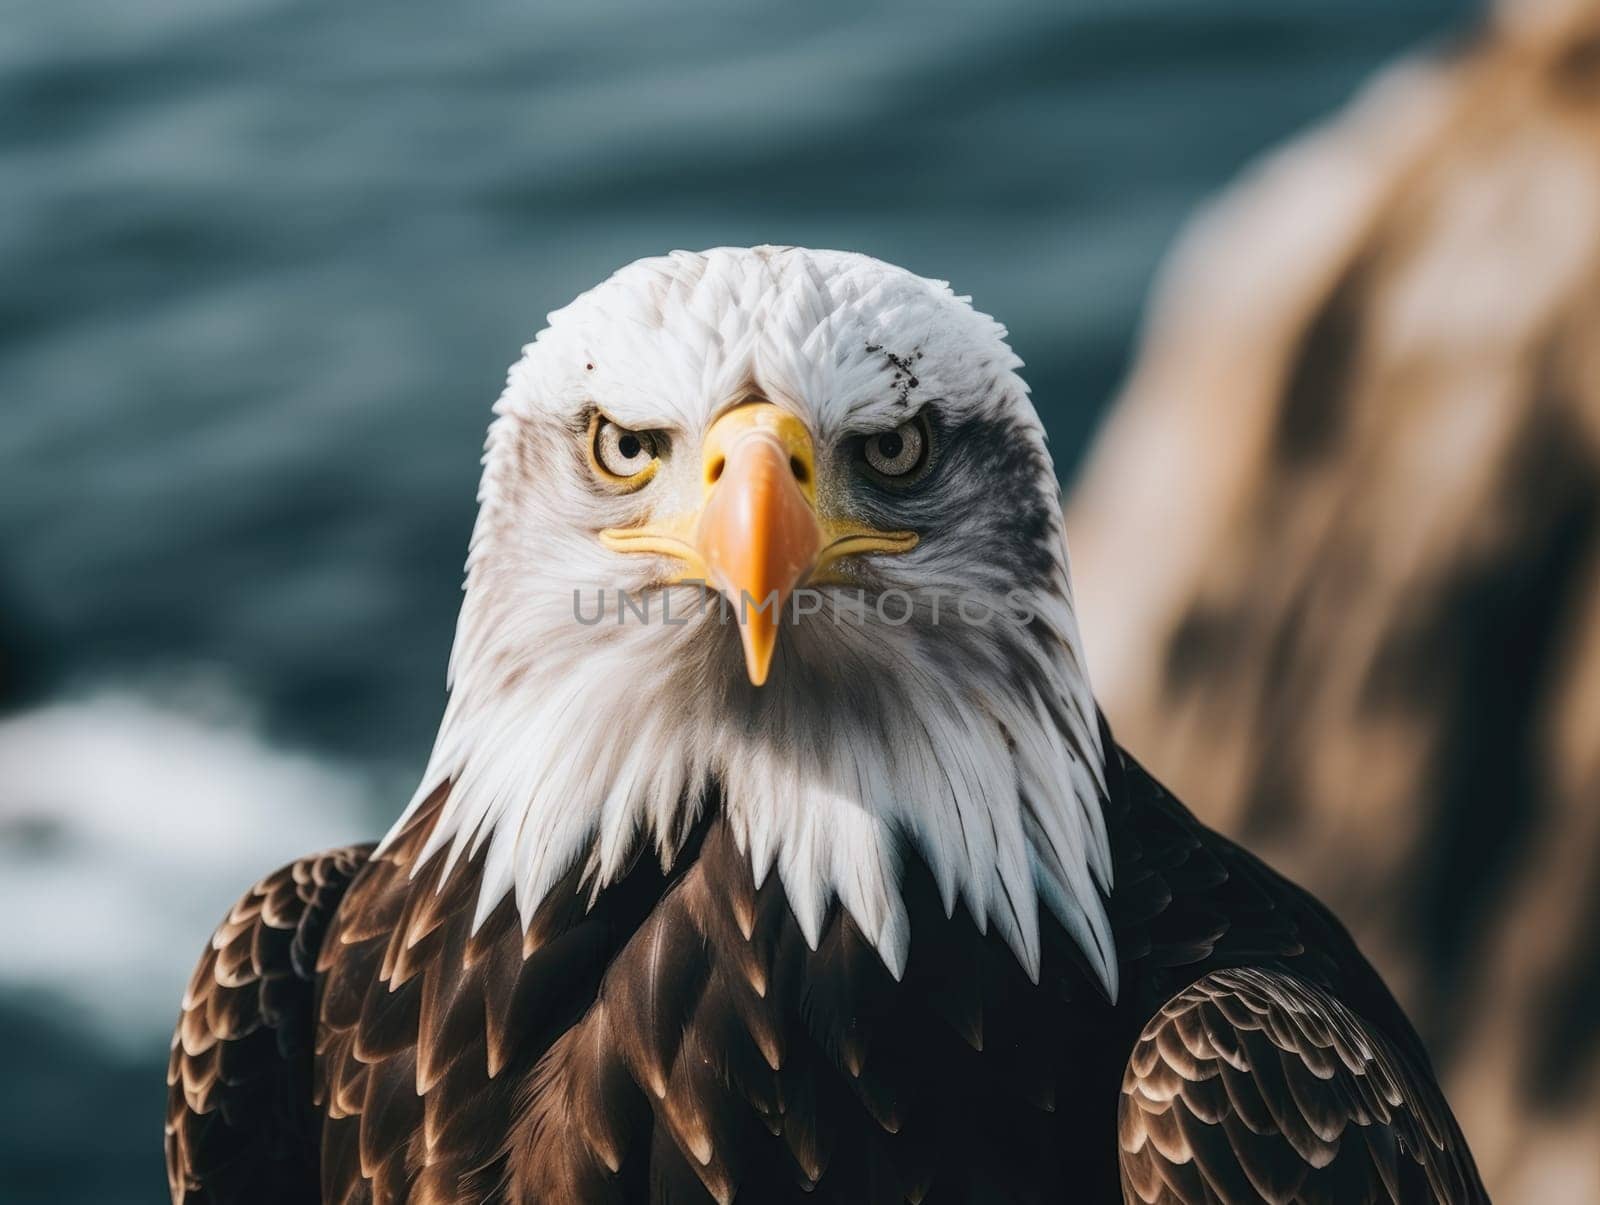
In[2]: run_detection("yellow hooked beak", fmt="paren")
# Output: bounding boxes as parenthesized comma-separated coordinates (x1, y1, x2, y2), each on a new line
(599, 401, 917, 686)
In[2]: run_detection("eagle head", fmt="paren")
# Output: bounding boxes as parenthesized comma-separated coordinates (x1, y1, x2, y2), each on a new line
(388, 247, 1115, 994)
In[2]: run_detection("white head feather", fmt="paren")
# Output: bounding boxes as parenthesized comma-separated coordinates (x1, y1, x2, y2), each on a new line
(381, 246, 1116, 996)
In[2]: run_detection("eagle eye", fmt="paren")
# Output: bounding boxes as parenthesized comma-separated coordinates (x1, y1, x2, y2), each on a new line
(861, 414, 931, 483)
(589, 415, 662, 487)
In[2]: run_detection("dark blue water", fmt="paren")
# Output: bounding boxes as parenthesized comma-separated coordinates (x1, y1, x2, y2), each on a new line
(0, 1, 1470, 1199)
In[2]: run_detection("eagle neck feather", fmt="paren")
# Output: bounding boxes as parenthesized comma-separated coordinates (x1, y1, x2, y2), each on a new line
(381, 584, 1119, 1000)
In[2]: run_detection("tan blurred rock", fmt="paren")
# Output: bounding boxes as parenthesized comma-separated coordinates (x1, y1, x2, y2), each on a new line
(1067, 7, 1600, 1202)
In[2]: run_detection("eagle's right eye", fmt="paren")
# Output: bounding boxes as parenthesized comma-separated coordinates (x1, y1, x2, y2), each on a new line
(589, 415, 661, 488)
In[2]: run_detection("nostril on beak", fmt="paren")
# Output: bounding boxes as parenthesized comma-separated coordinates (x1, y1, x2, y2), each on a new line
(789, 456, 809, 486)
(707, 456, 725, 485)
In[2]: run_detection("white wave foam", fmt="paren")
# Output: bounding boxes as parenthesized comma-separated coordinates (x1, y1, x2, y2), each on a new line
(0, 690, 372, 1050)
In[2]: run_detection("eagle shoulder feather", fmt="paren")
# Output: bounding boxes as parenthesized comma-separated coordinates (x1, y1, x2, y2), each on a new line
(165, 844, 372, 1204)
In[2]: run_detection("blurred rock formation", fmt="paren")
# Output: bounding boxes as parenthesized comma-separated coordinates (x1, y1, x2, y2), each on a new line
(1067, 4, 1600, 1200)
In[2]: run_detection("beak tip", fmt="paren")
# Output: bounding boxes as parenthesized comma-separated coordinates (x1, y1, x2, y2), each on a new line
(744, 643, 775, 687)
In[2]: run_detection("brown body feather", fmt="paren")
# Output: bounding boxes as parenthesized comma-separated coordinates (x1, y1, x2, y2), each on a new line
(166, 845, 374, 1203)
(167, 728, 1487, 1203)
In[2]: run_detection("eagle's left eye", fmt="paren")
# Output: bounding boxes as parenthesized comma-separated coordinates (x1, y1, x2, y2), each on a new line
(590, 416, 661, 486)
(862, 414, 931, 482)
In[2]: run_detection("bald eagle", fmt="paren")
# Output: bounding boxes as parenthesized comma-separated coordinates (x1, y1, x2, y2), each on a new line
(166, 247, 1487, 1204)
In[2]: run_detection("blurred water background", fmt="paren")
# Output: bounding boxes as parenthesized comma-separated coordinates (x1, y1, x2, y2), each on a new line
(0, 2, 1474, 1201)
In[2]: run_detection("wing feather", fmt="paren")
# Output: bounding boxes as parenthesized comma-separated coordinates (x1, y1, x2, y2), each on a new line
(1118, 968, 1489, 1204)
(165, 845, 372, 1204)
